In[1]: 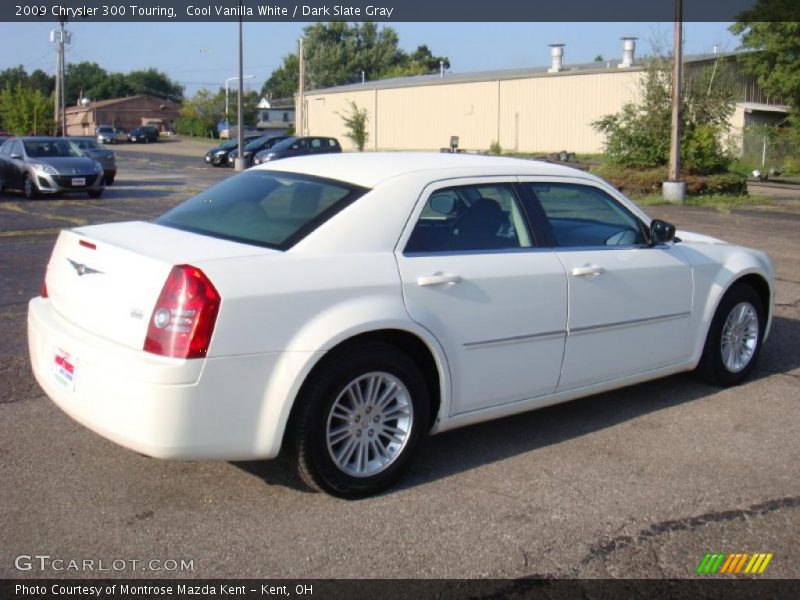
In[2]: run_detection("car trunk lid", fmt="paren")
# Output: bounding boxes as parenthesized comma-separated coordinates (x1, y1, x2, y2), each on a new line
(44, 221, 276, 351)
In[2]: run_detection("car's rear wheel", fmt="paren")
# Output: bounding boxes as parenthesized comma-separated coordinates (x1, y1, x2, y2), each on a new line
(292, 343, 430, 498)
(23, 175, 38, 200)
(696, 283, 765, 386)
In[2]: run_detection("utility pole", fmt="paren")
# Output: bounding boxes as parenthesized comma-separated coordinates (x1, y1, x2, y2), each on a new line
(60, 19, 67, 136)
(51, 19, 70, 136)
(664, 0, 686, 202)
(298, 37, 305, 137)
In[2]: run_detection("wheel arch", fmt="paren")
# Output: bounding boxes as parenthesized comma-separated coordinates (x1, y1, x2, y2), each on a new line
(692, 261, 774, 366)
(260, 322, 452, 459)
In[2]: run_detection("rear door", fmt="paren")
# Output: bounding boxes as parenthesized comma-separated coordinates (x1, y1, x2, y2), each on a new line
(519, 179, 693, 390)
(395, 178, 568, 415)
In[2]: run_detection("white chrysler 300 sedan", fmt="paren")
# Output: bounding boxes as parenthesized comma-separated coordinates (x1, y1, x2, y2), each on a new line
(28, 153, 774, 497)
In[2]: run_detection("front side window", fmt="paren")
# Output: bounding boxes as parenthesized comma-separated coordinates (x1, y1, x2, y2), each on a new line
(527, 183, 646, 247)
(155, 171, 368, 250)
(405, 183, 533, 253)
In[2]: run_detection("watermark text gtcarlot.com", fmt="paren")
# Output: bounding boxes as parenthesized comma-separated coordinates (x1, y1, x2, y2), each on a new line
(14, 554, 195, 572)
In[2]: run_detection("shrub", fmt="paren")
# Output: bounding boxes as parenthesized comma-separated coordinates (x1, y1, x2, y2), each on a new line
(593, 57, 735, 175)
(488, 140, 502, 155)
(337, 100, 369, 151)
(593, 164, 746, 196)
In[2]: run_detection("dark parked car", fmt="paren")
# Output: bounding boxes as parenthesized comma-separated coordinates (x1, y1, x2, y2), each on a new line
(203, 134, 262, 167)
(227, 135, 292, 168)
(128, 126, 159, 143)
(0, 137, 104, 199)
(252, 136, 342, 165)
(71, 137, 117, 185)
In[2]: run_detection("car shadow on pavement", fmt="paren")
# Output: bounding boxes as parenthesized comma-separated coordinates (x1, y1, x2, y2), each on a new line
(233, 315, 800, 497)
(112, 179, 186, 188)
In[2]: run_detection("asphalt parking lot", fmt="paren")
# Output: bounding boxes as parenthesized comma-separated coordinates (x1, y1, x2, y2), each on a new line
(1, 143, 798, 581)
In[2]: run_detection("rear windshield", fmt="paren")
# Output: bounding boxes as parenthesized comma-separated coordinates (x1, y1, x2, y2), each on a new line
(155, 171, 368, 250)
(96, 127, 113, 133)
(73, 139, 103, 151)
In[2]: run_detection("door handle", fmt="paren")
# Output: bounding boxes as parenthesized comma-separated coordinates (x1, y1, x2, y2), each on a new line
(571, 265, 605, 278)
(417, 273, 462, 287)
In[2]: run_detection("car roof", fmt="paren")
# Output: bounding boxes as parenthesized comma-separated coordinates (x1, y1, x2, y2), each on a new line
(256, 151, 591, 188)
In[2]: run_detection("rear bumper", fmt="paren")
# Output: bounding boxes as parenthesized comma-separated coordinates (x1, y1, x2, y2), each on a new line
(28, 297, 308, 460)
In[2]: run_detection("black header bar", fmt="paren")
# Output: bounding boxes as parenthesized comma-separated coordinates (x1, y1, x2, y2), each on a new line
(2, 0, 798, 23)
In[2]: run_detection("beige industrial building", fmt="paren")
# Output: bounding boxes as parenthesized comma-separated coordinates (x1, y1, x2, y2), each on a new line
(297, 42, 788, 154)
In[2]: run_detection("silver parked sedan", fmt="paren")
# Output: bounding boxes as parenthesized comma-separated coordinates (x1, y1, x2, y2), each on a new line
(0, 137, 104, 199)
(71, 137, 117, 185)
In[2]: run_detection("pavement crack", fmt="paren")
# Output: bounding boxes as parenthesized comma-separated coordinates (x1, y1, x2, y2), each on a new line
(578, 496, 800, 568)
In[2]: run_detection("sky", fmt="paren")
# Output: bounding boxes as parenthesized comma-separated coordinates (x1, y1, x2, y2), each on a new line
(0, 21, 741, 98)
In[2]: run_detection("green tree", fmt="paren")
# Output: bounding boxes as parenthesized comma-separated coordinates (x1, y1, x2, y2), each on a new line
(730, 6, 800, 137)
(125, 68, 184, 101)
(64, 62, 111, 104)
(0, 82, 54, 135)
(262, 23, 449, 97)
(262, 53, 299, 99)
(178, 88, 222, 136)
(337, 100, 369, 151)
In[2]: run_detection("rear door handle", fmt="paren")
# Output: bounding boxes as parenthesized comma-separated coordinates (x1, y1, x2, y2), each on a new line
(571, 265, 605, 278)
(417, 273, 462, 287)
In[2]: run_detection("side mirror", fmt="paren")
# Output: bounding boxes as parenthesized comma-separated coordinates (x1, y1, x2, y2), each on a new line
(650, 219, 676, 244)
(10, 153, 22, 160)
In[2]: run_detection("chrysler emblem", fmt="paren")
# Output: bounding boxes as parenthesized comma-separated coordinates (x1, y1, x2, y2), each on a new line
(67, 258, 103, 276)
(73, 169, 80, 175)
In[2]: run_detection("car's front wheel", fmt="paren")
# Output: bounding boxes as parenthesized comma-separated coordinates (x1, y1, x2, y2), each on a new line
(23, 175, 38, 200)
(697, 283, 765, 386)
(292, 343, 430, 498)
(87, 189, 103, 199)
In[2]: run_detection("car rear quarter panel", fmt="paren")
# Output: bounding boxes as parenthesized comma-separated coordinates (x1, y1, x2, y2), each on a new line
(194, 251, 452, 457)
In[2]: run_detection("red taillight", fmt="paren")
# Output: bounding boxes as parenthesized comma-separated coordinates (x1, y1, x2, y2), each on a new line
(40, 276, 48, 298)
(144, 265, 221, 359)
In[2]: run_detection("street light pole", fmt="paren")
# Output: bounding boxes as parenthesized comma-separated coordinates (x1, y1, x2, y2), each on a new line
(234, 5, 247, 171)
(225, 74, 254, 129)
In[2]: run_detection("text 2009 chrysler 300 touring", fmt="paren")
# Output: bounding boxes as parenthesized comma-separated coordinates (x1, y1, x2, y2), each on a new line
(28, 153, 774, 497)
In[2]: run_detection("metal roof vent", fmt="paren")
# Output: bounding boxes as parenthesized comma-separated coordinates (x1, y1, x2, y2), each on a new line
(548, 44, 565, 73)
(619, 37, 637, 68)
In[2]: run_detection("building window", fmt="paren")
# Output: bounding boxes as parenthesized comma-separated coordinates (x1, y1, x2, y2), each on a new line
(283, 112, 288, 122)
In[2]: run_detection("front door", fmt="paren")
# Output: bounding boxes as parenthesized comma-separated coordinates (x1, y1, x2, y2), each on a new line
(520, 179, 693, 390)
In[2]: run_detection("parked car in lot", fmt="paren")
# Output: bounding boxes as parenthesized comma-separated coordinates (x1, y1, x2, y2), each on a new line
(203, 134, 262, 167)
(128, 126, 159, 143)
(227, 135, 292, 168)
(252, 136, 341, 164)
(71, 137, 117, 185)
(28, 153, 774, 497)
(95, 125, 127, 145)
(0, 136, 104, 199)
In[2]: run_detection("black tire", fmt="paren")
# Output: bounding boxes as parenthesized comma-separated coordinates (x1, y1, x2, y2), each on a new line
(105, 174, 115, 185)
(87, 189, 103, 199)
(23, 175, 38, 200)
(696, 283, 765, 386)
(291, 342, 430, 498)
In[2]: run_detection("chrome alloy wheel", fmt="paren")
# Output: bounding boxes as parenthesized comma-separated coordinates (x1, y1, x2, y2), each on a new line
(325, 371, 413, 478)
(720, 301, 759, 373)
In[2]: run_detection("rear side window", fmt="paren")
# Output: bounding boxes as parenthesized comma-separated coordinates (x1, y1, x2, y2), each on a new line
(155, 171, 368, 250)
(527, 183, 646, 247)
(405, 183, 534, 253)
